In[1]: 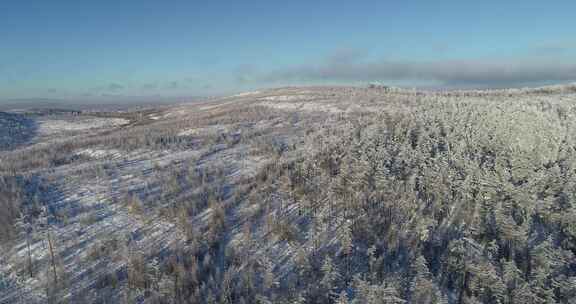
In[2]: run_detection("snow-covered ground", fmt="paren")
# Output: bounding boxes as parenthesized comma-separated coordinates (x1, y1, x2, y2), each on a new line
(75, 148, 124, 160)
(258, 94, 315, 102)
(177, 124, 230, 137)
(0, 104, 278, 302)
(232, 91, 261, 97)
(38, 117, 128, 135)
(2, 142, 271, 302)
(258, 100, 345, 113)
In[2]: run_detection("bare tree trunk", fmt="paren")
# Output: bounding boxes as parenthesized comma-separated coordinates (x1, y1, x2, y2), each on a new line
(174, 269, 179, 303)
(46, 230, 58, 285)
(26, 234, 33, 278)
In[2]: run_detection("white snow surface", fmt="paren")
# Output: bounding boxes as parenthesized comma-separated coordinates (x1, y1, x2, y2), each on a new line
(38, 118, 128, 135)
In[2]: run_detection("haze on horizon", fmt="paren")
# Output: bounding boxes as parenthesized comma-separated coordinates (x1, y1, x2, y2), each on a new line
(1, 0, 575, 103)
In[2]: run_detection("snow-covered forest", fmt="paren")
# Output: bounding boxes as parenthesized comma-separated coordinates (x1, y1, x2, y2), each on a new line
(2, 84, 576, 303)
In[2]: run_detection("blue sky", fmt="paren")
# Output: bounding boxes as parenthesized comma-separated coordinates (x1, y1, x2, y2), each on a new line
(1, 0, 575, 101)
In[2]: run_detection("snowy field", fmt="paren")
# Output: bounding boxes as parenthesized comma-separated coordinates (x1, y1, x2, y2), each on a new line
(37, 117, 128, 135)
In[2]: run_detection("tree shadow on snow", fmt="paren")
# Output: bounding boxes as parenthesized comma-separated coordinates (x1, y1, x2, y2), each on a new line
(0, 112, 39, 151)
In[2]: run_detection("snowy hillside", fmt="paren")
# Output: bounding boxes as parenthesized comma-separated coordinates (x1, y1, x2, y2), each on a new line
(1, 85, 576, 303)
